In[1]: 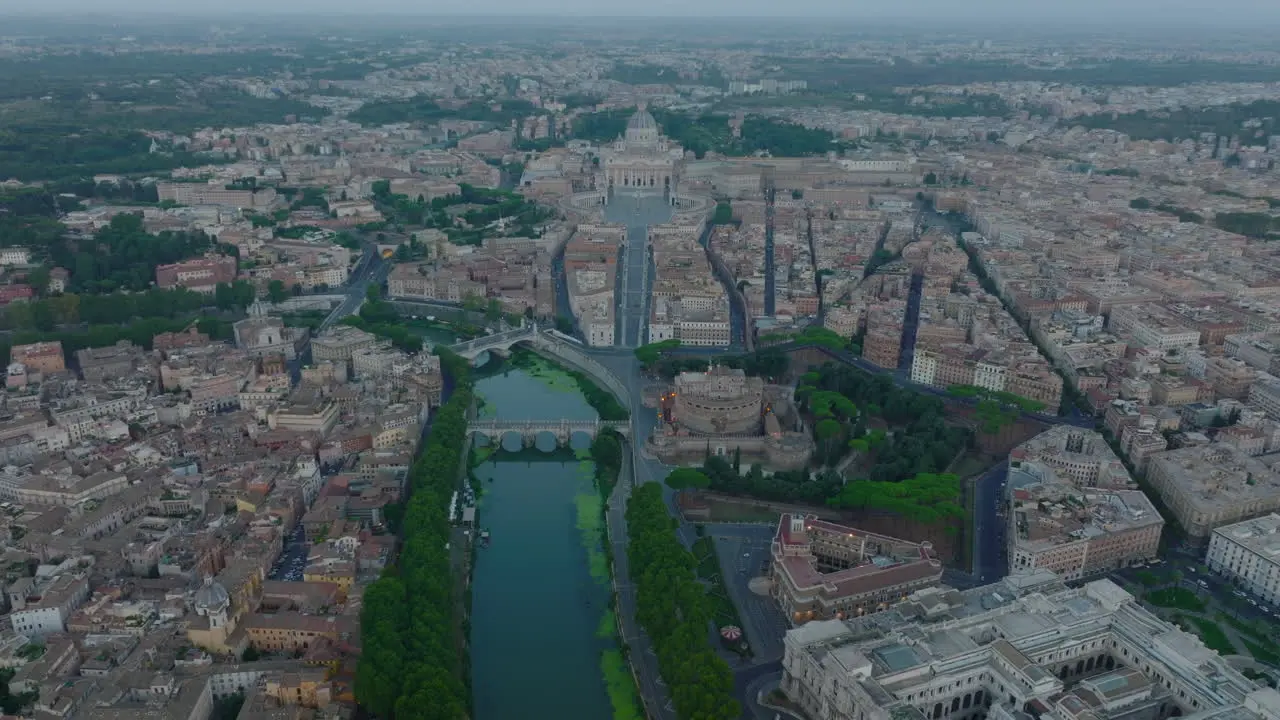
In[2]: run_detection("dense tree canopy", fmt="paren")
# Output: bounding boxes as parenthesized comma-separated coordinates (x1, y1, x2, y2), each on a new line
(828, 472, 964, 525)
(1073, 99, 1280, 144)
(626, 483, 740, 720)
(796, 364, 972, 481)
(355, 355, 473, 719)
(571, 107, 837, 158)
(664, 468, 712, 491)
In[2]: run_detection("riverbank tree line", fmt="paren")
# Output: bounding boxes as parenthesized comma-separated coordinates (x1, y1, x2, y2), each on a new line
(355, 350, 473, 720)
(626, 482, 740, 720)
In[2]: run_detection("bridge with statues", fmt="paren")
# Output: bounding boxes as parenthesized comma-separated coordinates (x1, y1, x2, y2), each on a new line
(445, 326, 633, 417)
(469, 419, 629, 448)
(448, 326, 538, 359)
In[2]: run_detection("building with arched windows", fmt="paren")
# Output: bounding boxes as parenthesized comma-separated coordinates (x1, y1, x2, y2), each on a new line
(782, 574, 1280, 720)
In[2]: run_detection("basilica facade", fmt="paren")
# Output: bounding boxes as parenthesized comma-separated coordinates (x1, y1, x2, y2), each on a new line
(602, 107, 683, 192)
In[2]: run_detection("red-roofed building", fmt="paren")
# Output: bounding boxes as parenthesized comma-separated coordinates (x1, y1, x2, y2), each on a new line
(771, 513, 942, 624)
(0, 284, 34, 305)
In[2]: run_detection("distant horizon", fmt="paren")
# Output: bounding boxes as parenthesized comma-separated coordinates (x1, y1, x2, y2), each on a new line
(1, 0, 1279, 26)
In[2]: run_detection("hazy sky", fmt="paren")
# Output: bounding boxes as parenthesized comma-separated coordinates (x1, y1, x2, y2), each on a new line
(4, 0, 1278, 21)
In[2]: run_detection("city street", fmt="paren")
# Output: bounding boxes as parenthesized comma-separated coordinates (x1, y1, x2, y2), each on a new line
(605, 191, 671, 348)
(319, 243, 391, 332)
(707, 524, 790, 663)
(971, 464, 1009, 584)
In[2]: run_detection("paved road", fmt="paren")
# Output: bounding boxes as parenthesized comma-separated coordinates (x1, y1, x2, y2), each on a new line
(608, 451, 678, 720)
(707, 525, 790, 663)
(764, 186, 776, 317)
(319, 244, 391, 332)
(739, 663, 786, 719)
(972, 464, 1009, 584)
(606, 192, 672, 348)
(898, 272, 924, 373)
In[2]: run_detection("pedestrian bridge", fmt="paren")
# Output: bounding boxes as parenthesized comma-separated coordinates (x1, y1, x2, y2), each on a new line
(446, 327, 632, 421)
(469, 419, 630, 448)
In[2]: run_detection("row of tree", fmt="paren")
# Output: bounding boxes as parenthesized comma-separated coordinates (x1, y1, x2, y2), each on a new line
(355, 354, 473, 720)
(0, 315, 234, 367)
(635, 341, 791, 382)
(697, 455, 846, 506)
(625, 482, 741, 720)
(826, 472, 965, 526)
(0, 285, 247, 333)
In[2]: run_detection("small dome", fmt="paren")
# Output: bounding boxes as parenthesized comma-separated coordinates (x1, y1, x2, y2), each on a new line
(194, 576, 230, 612)
(627, 109, 657, 131)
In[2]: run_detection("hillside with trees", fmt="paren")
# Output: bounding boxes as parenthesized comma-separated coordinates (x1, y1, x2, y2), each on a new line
(796, 364, 972, 479)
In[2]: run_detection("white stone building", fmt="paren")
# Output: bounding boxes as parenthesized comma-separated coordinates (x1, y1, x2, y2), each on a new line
(1206, 513, 1280, 606)
(782, 573, 1280, 720)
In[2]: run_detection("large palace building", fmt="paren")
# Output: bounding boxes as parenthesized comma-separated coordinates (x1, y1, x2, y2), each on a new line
(782, 572, 1280, 720)
(771, 514, 943, 624)
(602, 107, 683, 192)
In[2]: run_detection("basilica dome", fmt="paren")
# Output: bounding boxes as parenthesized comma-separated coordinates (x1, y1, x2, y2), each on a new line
(627, 108, 657, 131)
(194, 576, 230, 613)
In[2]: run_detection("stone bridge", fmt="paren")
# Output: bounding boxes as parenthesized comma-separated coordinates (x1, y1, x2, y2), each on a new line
(447, 327, 632, 418)
(469, 419, 629, 448)
(449, 325, 537, 359)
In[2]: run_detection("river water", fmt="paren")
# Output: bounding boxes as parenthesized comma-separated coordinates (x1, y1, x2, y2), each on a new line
(469, 362, 617, 720)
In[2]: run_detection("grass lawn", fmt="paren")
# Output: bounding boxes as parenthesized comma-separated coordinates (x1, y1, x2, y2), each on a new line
(691, 537, 751, 653)
(1146, 588, 1204, 612)
(1243, 639, 1280, 667)
(1217, 613, 1271, 643)
(1184, 616, 1236, 655)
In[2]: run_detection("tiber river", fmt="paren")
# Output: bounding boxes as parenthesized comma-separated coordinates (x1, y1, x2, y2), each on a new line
(468, 358, 626, 720)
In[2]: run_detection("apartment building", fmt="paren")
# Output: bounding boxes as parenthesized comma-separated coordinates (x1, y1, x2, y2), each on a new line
(781, 574, 1280, 720)
(1109, 304, 1202, 351)
(1248, 374, 1280, 420)
(157, 182, 277, 208)
(8, 574, 91, 637)
(1007, 465, 1161, 580)
(1145, 444, 1280, 540)
(1205, 513, 1280, 606)
(1225, 332, 1280, 375)
(76, 341, 147, 382)
(155, 254, 238, 292)
(771, 514, 942, 624)
(10, 341, 66, 374)
(1010, 427, 1133, 488)
(243, 612, 354, 653)
(312, 326, 380, 363)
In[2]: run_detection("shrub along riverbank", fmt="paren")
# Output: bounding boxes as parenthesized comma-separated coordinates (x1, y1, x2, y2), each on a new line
(584, 429, 644, 720)
(355, 349, 473, 720)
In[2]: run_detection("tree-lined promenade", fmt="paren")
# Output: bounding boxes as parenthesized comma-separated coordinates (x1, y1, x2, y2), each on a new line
(355, 349, 473, 720)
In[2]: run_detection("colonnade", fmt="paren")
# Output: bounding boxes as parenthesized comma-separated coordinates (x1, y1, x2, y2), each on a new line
(608, 166, 672, 189)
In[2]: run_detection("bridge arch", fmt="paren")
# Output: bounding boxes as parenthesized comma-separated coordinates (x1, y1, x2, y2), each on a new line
(449, 328, 632, 415)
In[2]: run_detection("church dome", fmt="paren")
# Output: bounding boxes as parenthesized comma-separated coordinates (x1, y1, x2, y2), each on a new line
(194, 576, 230, 613)
(627, 109, 657, 132)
